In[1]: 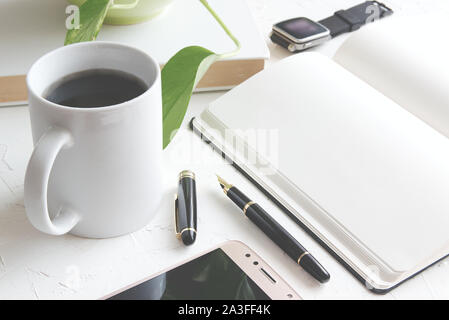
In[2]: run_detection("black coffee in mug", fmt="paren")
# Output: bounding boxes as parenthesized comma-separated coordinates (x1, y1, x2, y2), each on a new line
(44, 69, 148, 108)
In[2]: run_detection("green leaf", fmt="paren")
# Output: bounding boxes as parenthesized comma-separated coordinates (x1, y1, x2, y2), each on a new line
(162, 46, 218, 149)
(64, 0, 110, 45)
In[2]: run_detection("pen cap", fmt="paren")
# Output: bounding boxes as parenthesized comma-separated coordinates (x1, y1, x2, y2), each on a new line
(175, 170, 197, 245)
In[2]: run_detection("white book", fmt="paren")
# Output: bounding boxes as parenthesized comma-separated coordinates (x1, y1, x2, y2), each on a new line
(0, 0, 269, 107)
(192, 15, 449, 293)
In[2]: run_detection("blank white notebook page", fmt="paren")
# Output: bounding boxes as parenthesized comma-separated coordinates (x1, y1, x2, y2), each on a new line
(334, 15, 449, 139)
(208, 53, 449, 272)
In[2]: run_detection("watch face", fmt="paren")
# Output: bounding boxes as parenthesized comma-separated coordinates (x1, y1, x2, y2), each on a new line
(274, 17, 329, 43)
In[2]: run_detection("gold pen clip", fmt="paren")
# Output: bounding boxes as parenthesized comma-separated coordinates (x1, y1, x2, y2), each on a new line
(174, 194, 181, 240)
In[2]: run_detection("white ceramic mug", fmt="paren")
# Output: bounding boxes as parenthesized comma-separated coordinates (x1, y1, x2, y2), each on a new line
(25, 42, 162, 238)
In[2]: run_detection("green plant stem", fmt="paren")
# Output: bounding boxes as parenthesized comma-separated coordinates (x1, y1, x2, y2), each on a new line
(199, 0, 241, 59)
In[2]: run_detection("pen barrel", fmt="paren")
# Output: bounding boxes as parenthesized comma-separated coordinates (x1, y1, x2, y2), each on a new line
(225, 186, 329, 283)
(226, 187, 252, 210)
(246, 203, 330, 283)
(176, 172, 197, 245)
(245, 204, 307, 261)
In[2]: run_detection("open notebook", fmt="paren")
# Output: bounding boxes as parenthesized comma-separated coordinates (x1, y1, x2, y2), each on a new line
(192, 16, 449, 293)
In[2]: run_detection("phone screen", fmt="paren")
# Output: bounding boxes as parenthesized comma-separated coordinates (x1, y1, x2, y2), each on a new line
(108, 248, 270, 300)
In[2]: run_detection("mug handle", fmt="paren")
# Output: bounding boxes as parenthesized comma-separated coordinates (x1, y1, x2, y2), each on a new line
(110, 0, 140, 10)
(24, 127, 80, 235)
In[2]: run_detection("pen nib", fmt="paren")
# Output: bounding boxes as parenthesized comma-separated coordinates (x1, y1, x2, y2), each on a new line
(216, 175, 232, 192)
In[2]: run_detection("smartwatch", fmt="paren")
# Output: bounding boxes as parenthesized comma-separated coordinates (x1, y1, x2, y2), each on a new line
(270, 1, 393, 53)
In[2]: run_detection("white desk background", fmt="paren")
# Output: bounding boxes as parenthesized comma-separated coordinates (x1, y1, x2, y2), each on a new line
(1, 0, 449, 300)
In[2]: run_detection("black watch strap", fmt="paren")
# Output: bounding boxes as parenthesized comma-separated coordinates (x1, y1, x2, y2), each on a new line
(270, 32, 293, 51)
(319, 1, 393, 38)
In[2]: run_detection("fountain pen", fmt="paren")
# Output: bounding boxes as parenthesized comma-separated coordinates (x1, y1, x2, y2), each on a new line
(217, 175, 330, 283)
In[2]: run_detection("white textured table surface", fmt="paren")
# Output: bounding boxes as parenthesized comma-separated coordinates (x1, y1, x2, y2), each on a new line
(1, 0, 449, 300)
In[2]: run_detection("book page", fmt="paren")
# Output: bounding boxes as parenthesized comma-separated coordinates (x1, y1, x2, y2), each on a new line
(334, 15, 449, 138)
(207, 53, 449, 273)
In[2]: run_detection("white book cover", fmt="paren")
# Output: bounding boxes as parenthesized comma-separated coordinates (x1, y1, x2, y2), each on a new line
(0, 0, 269, 106)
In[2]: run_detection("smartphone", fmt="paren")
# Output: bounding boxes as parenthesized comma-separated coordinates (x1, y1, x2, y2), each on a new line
(103, 241, 301, 300)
